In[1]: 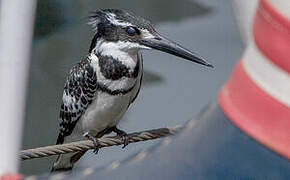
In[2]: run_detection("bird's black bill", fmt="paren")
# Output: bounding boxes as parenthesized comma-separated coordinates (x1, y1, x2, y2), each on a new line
(140, 34, 213, 68)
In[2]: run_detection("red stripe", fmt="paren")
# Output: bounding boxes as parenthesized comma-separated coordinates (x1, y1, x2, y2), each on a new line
(254, 0, 290, 73)
(0, 174, 22, 180)
(219, 61, 290, 159)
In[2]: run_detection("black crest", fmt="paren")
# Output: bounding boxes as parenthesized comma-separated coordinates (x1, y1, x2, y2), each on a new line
(88, 9, 153, 32)
(88, 9, 156, 53)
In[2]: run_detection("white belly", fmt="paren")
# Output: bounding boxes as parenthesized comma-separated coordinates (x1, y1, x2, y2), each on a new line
(81, 91, 131, 135)
(64, 91, 133, 143)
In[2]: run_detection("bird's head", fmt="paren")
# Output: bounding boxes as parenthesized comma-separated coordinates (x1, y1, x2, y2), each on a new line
(89, 9, 213, 67)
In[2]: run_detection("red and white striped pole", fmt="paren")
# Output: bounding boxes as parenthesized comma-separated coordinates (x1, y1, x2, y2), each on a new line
(219, 0, 290, 159)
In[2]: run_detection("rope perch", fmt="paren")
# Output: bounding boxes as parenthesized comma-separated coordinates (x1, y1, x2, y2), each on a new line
(20, 126, 182, 161)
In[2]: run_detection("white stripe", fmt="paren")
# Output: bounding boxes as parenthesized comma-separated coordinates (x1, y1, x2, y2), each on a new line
(268, 0, 290, 18)
(93, 41, 139, 70)
(107, 13, 133, 27)
(230, 0, 259, 45)
(141, 29, 155, 39)
(243, 40, 290, 107)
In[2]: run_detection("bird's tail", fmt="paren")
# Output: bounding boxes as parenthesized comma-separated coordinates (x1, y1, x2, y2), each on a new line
(51, 151, 86, 172)
(51, 134, 86, 172)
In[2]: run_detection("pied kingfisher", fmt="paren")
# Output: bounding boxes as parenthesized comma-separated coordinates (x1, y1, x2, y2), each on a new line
(51, 9, 213, 172)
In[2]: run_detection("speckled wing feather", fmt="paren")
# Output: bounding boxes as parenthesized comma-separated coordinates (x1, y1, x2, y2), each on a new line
(129, 52, 143, 104)
(56, 56, 97, 144)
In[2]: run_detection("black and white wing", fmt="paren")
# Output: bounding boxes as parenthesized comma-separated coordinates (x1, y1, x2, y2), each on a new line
(56, 57, 97, 144)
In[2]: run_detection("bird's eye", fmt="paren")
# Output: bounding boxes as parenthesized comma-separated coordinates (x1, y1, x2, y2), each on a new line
(126, 26, 138, 36)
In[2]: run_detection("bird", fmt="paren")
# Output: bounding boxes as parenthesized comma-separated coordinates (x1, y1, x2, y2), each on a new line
(51, 9, 213, 172)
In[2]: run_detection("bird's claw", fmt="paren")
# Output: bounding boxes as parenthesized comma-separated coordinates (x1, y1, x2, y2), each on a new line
(121, 133, 129, 149)
(83, 132, 100, 154)
(112, 127, 129, 148)
(93, 146, 99, 154)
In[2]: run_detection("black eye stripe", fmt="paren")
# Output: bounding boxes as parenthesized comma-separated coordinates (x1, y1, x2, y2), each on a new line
(134, 27, 140, 35)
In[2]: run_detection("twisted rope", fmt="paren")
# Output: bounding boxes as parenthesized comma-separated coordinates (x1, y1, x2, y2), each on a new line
(20, 126, 182, 160)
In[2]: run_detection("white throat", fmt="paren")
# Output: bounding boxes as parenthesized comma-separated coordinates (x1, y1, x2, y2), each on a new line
(93, 40, 140, 70)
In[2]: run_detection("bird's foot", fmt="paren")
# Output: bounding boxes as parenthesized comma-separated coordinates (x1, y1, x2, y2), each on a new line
(83, 132, 100, 154)
(112, 127, 129, 148)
